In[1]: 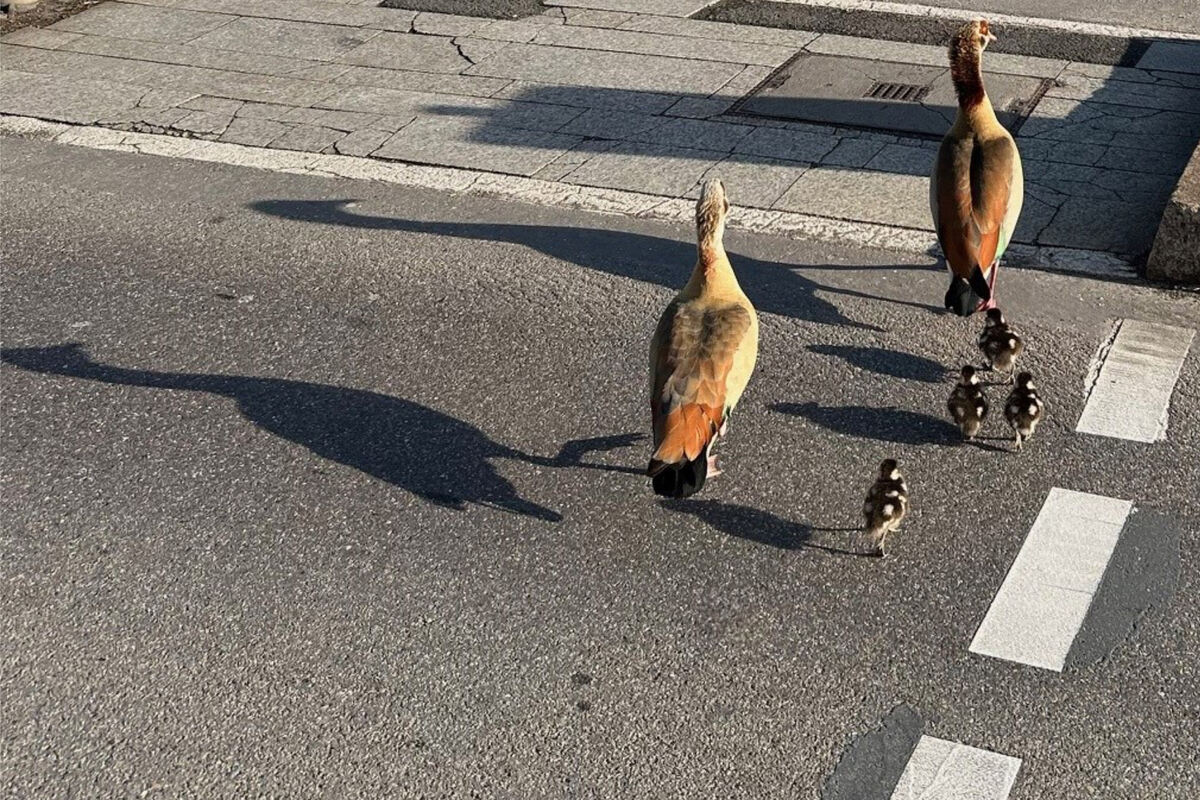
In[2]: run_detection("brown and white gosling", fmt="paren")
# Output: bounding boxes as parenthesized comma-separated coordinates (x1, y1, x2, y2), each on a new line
(1004, 371, 1044, 450)
(978, 307, 1024, 381)
(862, 459, 909, 557)
(948, 365, 988, 441)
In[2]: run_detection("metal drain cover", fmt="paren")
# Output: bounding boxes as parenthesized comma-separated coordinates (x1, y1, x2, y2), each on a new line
(735, 54, 1050, 137)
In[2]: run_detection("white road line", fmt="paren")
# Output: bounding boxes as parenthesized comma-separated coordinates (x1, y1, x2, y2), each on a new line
(1076, 319, 1195, 444)
(891, 736, 1021, 800)
(773, 0, 1200, 41)
(970, 488, 1132, 671)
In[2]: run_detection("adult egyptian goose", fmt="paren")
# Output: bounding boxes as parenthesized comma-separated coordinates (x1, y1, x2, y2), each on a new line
(647, 179, 759, 498)
(931, 19, 1024, 316)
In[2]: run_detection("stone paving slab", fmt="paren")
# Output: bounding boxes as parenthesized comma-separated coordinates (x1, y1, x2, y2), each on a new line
(0, 69, 150, 126)
(544, 0, 714, 17)
(0, 27, 83, 50)
(191, 17, 382, 61)
(560, 9, 634, 29)
(734, 126, 840, 164)
(340, 32, 473, 73)
(616, 15, 820, 49)
(48, 2, 233, 44)
(121, 0, 418, 31)
(57, 31, 340, 80)
(1137, 41, 1200, 76)
(528, 22, 800, 66)
(492, 81, 677, 114)
(686, 154, 811, 209)
(374, 115, 583, 176)
(1047, 73, 1200, 112)
(2, 44, 339, 106)
(804, 32, 1067, 79)
(775, 167, 932, 231)
(3, 0, 1197, 263)
(463, 42, 745, 96)
(561, 140, 730, 196)
(328, 65, 506, 98)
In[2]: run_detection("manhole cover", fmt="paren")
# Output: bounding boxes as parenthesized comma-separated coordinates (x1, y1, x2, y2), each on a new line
(733, 54, 1051, 137)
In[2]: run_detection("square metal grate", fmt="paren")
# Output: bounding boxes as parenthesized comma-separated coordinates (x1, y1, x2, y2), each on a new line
(732, 53, 1051, 137)
(864, 81, 930, 103)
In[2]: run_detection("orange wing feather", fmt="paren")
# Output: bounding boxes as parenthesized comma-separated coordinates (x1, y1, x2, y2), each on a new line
(935, 135, 1016, 275)
(649, 303, 751, 470)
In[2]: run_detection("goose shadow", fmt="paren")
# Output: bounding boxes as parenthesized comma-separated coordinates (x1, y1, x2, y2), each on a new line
(808, 344, 948, 383)
(772, 401, 959, 445)
(550, 432, 646, 475)
(662, 499, 871, 556)
(1, 343, 564, 522)
(250, 199, 940, 330)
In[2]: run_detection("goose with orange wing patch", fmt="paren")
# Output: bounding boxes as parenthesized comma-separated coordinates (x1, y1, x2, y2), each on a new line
(648, 179, 759, 498)
(931, 20, 1024, 317)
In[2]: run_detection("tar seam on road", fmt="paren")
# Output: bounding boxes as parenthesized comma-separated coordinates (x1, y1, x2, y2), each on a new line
(1075, 319, 1195, 443)
(969, 487, 1132, 671)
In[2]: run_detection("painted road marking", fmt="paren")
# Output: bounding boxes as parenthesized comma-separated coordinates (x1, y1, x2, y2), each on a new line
(890, 736, 1021, 800)
(1076, 319, 1194, 443)
(970, 488, 1132, 671)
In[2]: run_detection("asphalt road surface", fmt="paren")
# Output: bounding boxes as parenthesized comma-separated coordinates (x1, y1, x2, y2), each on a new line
(702, 0, 1200, 36)
(2, 137, 1198, 798)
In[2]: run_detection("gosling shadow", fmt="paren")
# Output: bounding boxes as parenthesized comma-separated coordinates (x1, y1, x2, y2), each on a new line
(808, 344, 948, 383)
(772, 402, 959, 445)
(662, 499, 871, 556)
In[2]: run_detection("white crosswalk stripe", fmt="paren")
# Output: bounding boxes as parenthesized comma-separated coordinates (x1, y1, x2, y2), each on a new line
(970, 488, 1132, 671)
(890, 736, 1021, 800)
(1076, 319, 1194, 443)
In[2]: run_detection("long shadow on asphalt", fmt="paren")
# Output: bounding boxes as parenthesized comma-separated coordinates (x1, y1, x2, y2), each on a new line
(807, 344, 948, 383)
(662, 499, 871, 556)
(771, 401, 959, 445)
(249, 199, 941, 330)
(0, 343, 565, 522)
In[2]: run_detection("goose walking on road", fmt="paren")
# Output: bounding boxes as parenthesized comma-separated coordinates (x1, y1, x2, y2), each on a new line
(931, 19, 1024, 317)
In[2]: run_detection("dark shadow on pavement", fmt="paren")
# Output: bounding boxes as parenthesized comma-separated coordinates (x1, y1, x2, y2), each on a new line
(808, 344, 948, 383)
(662, 499, 873, 556)
(250, 198, 940, 330)
(550, 432, 646, 476)
(1, 343, 563, 522)
(772, 401, 959, 445)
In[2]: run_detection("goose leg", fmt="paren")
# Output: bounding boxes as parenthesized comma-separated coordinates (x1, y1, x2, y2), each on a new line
(976, 259, 1000, 312)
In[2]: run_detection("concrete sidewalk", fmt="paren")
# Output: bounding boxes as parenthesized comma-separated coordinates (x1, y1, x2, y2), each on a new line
(2, 0, 1199, 272)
